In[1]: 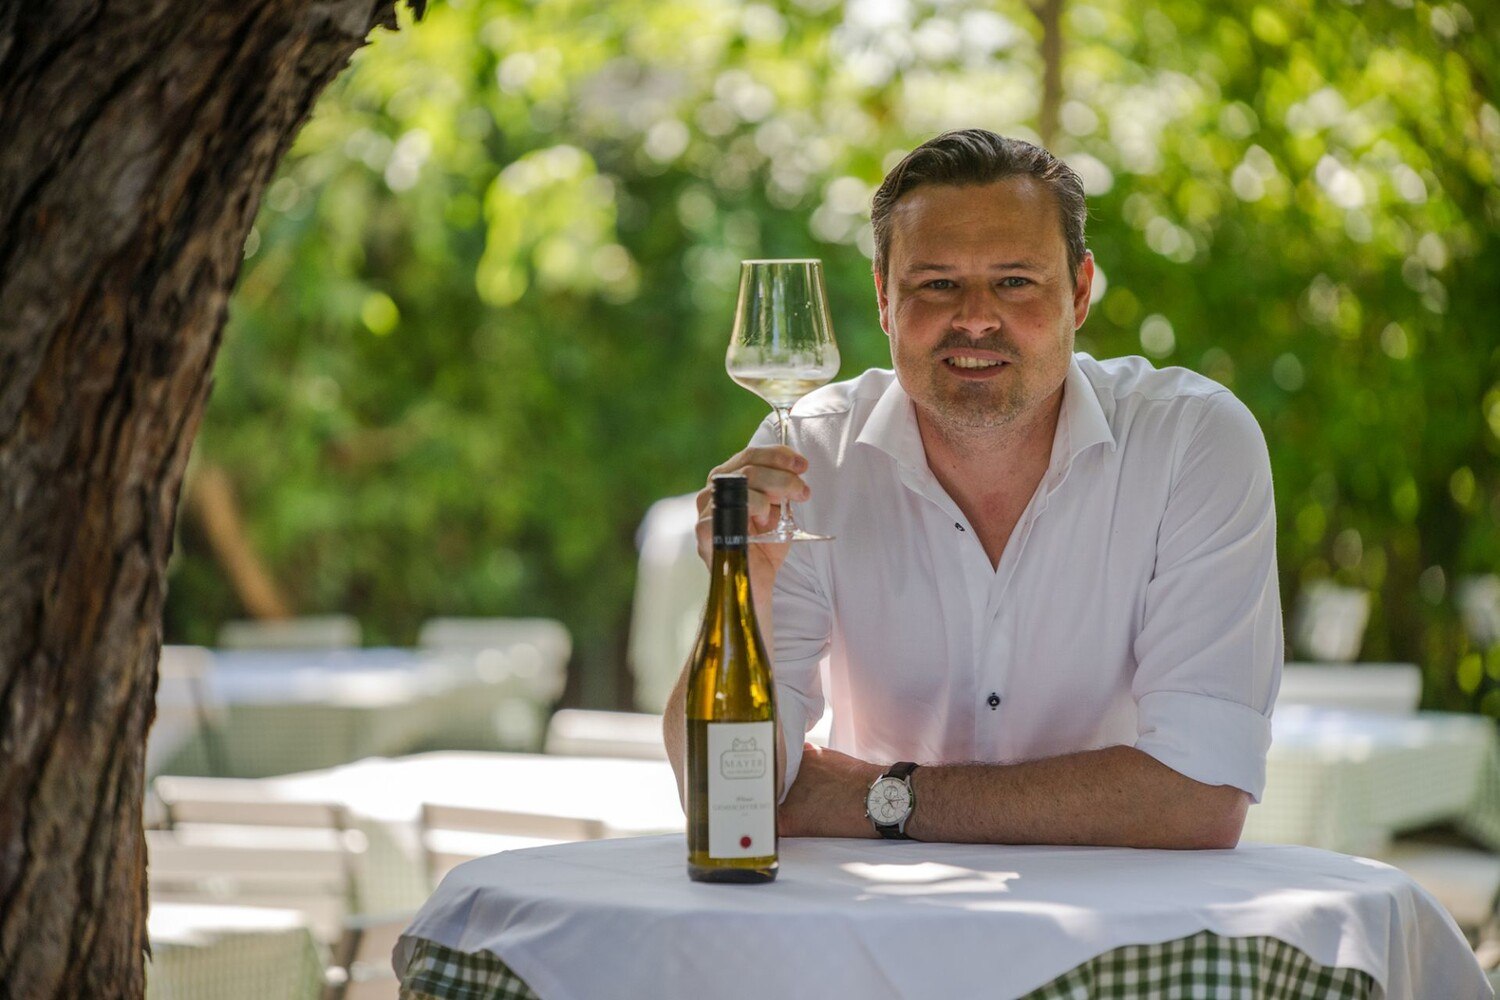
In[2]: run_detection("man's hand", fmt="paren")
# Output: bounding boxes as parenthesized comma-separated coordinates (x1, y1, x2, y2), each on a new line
(778, 744, 883, 838)
(694, 445, 808, 616)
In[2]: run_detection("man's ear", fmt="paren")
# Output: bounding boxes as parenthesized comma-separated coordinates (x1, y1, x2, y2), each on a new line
(1072, 251, 1096, 330)
(875, 268, 892, 337)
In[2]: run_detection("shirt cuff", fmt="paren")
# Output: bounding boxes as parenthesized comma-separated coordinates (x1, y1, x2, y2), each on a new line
(1133, 690, 1272, 802)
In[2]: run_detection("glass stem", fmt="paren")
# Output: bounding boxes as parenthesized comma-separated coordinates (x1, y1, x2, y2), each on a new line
(773, 405, 798, 536)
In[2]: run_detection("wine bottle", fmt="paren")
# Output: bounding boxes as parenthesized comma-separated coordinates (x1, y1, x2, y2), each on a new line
(686, 474, 779, 883)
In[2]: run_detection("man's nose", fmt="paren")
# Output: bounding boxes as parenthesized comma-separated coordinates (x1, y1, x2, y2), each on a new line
(952, 285, 1002, 337)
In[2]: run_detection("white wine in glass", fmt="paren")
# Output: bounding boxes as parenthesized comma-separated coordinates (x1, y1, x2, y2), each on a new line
(726, 259, 840, 543)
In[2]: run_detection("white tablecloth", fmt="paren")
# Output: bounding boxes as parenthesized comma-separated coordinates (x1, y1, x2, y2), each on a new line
(1247, 706, 1497, 853)
(264, 752, 685, 911)
(396, 835, 1488, 1000)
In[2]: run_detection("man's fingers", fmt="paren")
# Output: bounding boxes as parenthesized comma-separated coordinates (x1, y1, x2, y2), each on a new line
(738, 445, 808, 474)
(708, 445, 807, 480)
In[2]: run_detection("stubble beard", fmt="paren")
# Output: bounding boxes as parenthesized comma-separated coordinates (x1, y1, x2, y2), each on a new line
(900, 332, 1071, 445)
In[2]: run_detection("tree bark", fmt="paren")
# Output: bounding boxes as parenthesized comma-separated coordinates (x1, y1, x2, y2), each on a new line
(0, 1, 412, 995)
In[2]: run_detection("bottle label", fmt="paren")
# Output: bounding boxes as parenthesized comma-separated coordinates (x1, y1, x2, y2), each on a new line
(706, 721, 776, 859)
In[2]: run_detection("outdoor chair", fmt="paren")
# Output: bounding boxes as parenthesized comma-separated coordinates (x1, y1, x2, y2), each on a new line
(154, 775, 366, 916)
(420, 802, 606, 888)
(1290, 581, 1370, 663)
(1277, 662, 1423, 714)
(218, 614, 362, 650)
(416, 616, 572, 750)
(543, 708, 668, 759)
(148, 644, 226, 778)
(323, 910, 416, 1000)
(1378, 838, 1500, 942)
(146, 825, 363, 946)
(627, 492, 707, 713)
(1458, 575, 1500, 650)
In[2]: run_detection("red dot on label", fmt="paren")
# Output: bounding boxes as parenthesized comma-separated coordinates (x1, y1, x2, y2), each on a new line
(740, 836, 752, 849)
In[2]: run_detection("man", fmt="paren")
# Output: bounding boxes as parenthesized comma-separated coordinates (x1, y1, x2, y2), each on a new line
(664, 129, 1280, 849)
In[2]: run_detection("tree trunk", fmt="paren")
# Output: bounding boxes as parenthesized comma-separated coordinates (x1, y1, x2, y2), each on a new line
(1034, 0, 1065, 149)
(188, 463, 295, 620)
(0, 1, 412, 994)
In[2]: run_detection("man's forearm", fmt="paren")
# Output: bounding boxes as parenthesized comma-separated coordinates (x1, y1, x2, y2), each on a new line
(782, 744, 1249, 849)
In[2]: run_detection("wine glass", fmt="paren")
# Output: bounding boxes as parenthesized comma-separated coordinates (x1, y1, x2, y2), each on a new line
(726, 259, 841, 543)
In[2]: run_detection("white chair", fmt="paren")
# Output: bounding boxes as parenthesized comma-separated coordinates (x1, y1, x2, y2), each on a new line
(148, 901, 326, 1000)
(1277, 663, 1423, 714)
(149, 645, 227, 778)
(543, 709, 667, 759)
(421, 802, 605, 887)
(147, 826, 362, 945)
(1378, 840, 1500, 935)
(155, 776, 353, 829)
(1290, 582, 1370, 663)
(154, 776, 365, 916)
(628, 494, 708, 713)
(218, 615, 361, 650)
(1459, 575, 1500, 650)
(417, 617, 572, 750)
(323, 910, 415, 1000)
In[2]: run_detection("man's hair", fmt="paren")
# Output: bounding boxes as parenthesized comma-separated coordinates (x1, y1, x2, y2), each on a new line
(870, 129, 1088, 281)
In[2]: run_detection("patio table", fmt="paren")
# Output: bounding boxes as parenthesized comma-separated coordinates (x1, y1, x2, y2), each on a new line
(160, 642, 568, 778)
(394, 835, 1489, 1000)
(262, 751, 684, 912)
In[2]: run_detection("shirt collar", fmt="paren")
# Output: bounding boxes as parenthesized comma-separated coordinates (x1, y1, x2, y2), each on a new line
(855, 374, 927, 474)
(856, 355, 1118, 476)
(1057, 353, 1117, 463)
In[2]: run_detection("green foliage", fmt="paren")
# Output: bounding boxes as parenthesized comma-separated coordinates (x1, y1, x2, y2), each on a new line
(167, 0, 1500, 712)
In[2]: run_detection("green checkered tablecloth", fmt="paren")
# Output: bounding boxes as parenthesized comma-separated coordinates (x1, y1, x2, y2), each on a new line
(396, 932, 1375, 1000)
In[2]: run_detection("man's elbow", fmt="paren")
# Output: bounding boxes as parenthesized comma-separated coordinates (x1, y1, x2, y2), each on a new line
(1180, 786, 1250, 850)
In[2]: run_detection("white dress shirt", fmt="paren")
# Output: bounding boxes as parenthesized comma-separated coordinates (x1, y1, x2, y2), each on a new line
(753, 353, 1282, 801)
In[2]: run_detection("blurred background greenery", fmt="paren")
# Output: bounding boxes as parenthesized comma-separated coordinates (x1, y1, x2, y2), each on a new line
(164, 0, 1499, 713)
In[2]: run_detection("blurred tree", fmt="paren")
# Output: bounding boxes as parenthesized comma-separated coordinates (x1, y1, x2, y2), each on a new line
(182, 0, 1498, 715)
(0, 1, 417, 993)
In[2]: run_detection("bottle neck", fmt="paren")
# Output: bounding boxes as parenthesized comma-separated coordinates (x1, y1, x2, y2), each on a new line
(708, 507, 751, 607)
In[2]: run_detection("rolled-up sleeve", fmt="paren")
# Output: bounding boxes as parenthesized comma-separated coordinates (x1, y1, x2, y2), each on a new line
(747, 418, 833, 800)
(768, 543, 830, 801)
(1131, 391, 1281, 801)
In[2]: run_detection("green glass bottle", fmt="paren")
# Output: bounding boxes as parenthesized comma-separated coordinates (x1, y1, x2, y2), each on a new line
(686, 474, 779, 883)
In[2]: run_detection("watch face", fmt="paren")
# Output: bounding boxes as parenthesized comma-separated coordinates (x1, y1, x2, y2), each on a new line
(865, 776, 912, 825)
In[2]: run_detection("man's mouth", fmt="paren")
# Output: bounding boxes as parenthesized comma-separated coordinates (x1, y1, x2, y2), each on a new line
(944, 357, 1006, 370)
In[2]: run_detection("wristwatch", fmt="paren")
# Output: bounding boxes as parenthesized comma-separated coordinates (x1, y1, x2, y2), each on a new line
(865, 762, 919, 839)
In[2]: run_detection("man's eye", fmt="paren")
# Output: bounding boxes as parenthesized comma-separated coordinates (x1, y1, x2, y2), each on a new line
(1000, 277, 1031, 288)
(925, 279, 956, 290)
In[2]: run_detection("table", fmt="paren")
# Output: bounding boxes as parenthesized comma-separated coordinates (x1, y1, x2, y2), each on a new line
(1246, 706, 1500, 854)
(264, 752, 685, 912)
(159, 641, 568, 778)
(146, 902, 323, 1000)
(394, 835, 1489, 1000)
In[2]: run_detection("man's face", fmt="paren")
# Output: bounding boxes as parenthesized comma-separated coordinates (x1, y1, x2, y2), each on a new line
(876, 177, 1094, 438)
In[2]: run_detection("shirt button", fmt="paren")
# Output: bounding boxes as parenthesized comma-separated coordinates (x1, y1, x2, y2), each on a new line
(955, 522, 965, 532)
(987, 692, 1001, 710)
